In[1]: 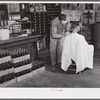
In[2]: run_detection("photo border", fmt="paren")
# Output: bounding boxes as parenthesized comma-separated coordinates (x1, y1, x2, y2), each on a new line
(0, 0, 100, 99)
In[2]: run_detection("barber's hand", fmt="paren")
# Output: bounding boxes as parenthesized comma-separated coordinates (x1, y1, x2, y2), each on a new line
(64, 32, 70, 36)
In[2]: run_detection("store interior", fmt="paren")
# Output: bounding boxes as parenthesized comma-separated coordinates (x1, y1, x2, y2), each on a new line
(0, 3, 100, 87)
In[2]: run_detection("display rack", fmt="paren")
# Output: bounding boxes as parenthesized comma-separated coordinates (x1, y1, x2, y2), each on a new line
(11, 20, 33, 34)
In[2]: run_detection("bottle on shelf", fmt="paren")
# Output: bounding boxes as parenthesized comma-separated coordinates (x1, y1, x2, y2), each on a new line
(11, 51, 15, 58)
(16, 49, 19, 57)
(0, 77, 3, 83)
(26, 59, 30, 64)
(19, 61, 22, 67)
(0, 50, 3, 58)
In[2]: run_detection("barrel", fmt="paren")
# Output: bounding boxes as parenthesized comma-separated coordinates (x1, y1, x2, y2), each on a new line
(92, 22, 100, 49)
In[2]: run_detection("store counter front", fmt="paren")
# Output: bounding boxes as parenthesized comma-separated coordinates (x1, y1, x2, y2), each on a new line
(0, 34, 46, 87)
(0, 34, 42, 62)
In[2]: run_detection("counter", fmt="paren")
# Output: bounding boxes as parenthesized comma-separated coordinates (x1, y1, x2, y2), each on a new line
(0, 34, 42, 61)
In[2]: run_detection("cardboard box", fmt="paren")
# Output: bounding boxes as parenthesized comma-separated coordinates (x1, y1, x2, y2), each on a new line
(0, 78, 16, 87)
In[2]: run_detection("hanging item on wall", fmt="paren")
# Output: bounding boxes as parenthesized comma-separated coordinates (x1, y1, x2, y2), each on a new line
(96, 7, 100, 22)
(61, 4, 82, 10)
(85, 4, 93, 10)
(61, 9, 82, 21)
(71, 4, 80, 10)
(83, 10, 95, 24)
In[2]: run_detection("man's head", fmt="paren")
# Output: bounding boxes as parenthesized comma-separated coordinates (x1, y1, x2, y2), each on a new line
(58, 14, 68, 25)
(69, 21, 82, 32)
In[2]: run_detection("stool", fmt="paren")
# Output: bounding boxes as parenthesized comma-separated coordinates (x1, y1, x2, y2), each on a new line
(67, 60, 76, 72)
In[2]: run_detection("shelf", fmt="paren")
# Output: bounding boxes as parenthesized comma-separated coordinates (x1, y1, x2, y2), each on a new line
(30, 11, 47, 13)
(15, 20, 32, 24)
(9, 12, 21, 15)
(47, 11, 61, 12)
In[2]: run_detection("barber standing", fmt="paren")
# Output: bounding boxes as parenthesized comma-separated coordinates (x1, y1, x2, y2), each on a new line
(50, 14, 70, 71)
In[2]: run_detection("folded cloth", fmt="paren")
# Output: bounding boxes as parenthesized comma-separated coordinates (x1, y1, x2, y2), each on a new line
(61, 33, 94, 73)
(15, 17, 29, 22)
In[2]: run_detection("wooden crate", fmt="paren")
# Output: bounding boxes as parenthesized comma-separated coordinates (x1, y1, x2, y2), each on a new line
(11, 54, 30, 63)
(0, 68, 14, 77)
(16, 72, 33, 82)
(32, 66, 45, 75)
(0, 56, 11, 64)
(14, 63, 32, 73)
(0, 78, 16, 87)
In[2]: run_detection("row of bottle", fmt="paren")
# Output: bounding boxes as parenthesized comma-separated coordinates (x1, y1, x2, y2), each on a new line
(0, 48, 29, 58)
(32, 60, 44, 70)
(14, 59, 31, 68)
(0, 61, 13, 71)
(14, 69, 31, 77)
(0, 20, 8, 29)
(0, 73, 14, 83)
(9, 48, 29, 58)
(0, 50, 10, 58)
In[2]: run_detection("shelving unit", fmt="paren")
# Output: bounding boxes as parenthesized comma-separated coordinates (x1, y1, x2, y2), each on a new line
(30, 12, 48, 35)
(11, 20, 32, 34)
(0, 4, 9, 29)
(45, 4, 61, 47)
(82, 4, 95, 44)
(46, 4, 61, 24)
(82, 24, 92, 44)
(7, 4, 21, 34)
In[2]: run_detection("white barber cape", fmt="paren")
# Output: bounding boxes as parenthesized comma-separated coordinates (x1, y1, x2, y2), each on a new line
(61, 33, 94, 73)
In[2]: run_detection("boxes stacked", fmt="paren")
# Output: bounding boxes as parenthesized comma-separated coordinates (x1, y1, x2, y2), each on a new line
(0, 50, 16, 87)
(46, 4, 61, 11)
(0, 48, 45, 87)
(10, 48, 33, 82)
(31, 60, 45, 75)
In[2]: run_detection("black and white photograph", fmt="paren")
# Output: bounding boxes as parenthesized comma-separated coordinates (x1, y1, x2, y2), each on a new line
(0, 1, 100, 91)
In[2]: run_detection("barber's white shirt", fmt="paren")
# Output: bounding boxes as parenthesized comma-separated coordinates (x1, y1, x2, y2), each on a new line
(61, 33, 94, 73)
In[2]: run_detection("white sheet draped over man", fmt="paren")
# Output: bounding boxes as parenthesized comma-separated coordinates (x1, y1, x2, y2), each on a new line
(61, 21, 94, 73)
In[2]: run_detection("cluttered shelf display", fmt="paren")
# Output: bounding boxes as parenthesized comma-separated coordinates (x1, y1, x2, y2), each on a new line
(20, 3, 48, 35)
(8, 17, 33, 37)
(7, 3, 48, 36)
(0, 3, 46, 87)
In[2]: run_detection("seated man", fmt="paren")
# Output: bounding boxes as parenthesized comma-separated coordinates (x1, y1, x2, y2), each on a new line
(61, 21, 94, 74)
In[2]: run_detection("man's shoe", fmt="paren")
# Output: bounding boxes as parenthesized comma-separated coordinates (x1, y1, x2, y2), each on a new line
(56, 63, 61, 68)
